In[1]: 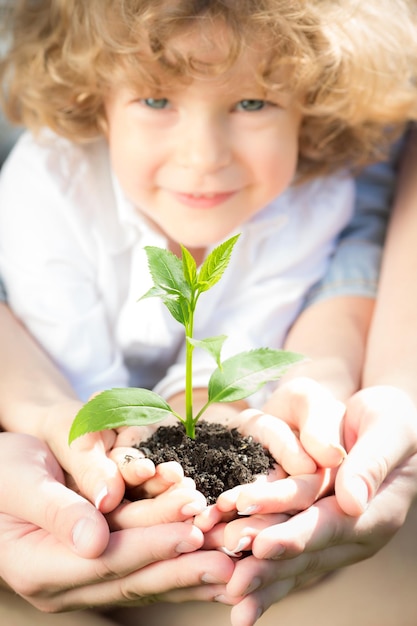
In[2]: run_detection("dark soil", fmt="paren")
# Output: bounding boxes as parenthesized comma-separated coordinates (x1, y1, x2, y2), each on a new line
(136, 420, 275, 504)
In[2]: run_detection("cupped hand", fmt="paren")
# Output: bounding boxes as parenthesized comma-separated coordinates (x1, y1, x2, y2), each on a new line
(0, 433, 234, 612)
(214, 385, 417, 626)
(49, 404, 177, 514)
(207, 391, 343, 524)
(336, 385, 417, 514)
(262, 376, 347, 467)
(218, 457, 417, 626)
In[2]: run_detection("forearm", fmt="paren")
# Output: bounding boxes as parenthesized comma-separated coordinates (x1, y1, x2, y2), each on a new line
(0, 303, 81, 437)
(283, 295, 374, 402)
(364, 128, 417, 398)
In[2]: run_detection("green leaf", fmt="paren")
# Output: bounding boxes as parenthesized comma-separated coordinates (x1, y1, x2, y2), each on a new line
(181, 245, 197, 289)
(207, 349, 304, 404)
(198, 234, 240, 293)
(187, 334, 227, 369)
(68, 388, 174, 444)
(138, 285, 170, 301)
(161, 293, 190, 326)
(144, 246, 191, 299)
(139, 286, 190, 325)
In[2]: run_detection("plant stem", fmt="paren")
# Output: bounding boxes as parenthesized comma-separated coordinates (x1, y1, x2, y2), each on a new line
(185, 332, 195, 438)
(184, 292, 197, 438)
(193, 400, 211, 424)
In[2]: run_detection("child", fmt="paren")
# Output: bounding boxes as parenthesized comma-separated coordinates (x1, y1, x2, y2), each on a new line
(0, 0, 416, 504)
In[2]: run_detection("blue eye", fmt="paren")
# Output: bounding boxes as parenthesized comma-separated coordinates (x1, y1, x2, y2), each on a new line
(143, 98, 169, 109)
(237, 99, 266, 112)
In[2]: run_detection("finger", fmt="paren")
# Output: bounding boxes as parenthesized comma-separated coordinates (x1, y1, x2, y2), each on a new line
(108, 446, 156, 488)
(229, 588, 286, 626)
(219, 514, 289, 557)
(228, 532, 376, 626)
(226, 550, 335, 601)
(41, 400, 128, 512)
(263, 377, 347, 467)
(195, 504, 238, 534)
(78, 550, 233, 609)
(106, 481, 207, 529)
(337, 387, 417, 515)
(250, 494, 355, 559)
(67, 430, 127, 512)
(228, 576, 297, 626)
(24, 544, 233, 612)
(237, 409, 317, 475)
(114, 424, 159, 447)
(0, 517, 207, 609)
(0, 433, 110, 558)
(215, 464, 288, 515)
(217, 468, 335, 516)
(133, 461, 185, 499)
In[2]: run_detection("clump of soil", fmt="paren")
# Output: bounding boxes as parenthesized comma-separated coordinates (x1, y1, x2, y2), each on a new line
(137, 421, 275, 504)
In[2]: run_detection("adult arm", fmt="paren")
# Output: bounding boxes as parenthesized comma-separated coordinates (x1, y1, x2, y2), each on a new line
(0, 301, 129, 511)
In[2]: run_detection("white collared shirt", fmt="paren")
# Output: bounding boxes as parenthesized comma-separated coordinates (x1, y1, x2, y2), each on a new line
(0, 131, 354, 404)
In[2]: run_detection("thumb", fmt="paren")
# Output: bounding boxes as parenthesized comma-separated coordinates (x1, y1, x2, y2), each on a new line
(1, 433, 110, 558)
(335, 387, 417, 516)
(264, 377, 346, 467)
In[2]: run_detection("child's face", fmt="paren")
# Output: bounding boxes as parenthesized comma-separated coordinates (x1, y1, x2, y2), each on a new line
(104, 28, 302, 249)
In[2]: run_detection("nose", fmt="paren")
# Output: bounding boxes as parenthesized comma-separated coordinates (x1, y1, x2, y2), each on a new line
(175, 113, 231, 174)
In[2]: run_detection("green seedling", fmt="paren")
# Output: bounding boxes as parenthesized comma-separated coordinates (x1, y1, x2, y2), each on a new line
(69, 234, 304, 443)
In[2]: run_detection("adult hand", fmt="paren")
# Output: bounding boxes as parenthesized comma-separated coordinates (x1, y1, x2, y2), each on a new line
(0, 433, 234, 612)
(216, 385, 417, 626)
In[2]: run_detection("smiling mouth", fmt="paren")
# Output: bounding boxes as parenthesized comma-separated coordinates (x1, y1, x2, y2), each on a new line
(170, 190, 237, 208)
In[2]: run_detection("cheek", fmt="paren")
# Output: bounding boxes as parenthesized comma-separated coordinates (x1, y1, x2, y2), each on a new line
(109, 135, 152, 193)
(259, 142, 299, 191)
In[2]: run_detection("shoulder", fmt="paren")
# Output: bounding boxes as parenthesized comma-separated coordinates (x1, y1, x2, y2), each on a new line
(247, 172, 355, 235)
(234, 172, 355, 277)
(0, 129, 109, 199)
(0, 130, 116, 238)
(286, 172, 355, 212)
(0, 130, 119, 265)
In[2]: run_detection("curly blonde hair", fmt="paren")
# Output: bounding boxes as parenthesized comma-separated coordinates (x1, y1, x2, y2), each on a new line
(1, 0, 417, 178)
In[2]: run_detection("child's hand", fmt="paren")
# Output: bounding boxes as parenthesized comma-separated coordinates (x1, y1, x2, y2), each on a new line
(65, 408, 178, 514)
(202, 389, 342, 522)
(108, 443, 184, 495)
(106, 476, 208, 530)
(262, 376, 347, 467)
(197, 461, 335, 552)
(211, 379, 345, 518)
(107, 442, 208, 527)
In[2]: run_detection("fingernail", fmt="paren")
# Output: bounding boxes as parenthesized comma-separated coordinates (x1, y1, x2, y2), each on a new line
(264, 543, 286, 559)
(219, 546, 243, 557)
(181, 500, 207, 516)
(72, 516, 98, 553)
(94, 485, 109, 510)
(202, 573, 226, 584)
(213, 594, 228, 604)
(214, 594, 232, 605)
(349, 476, 369, 511)
(245, 576, 261, 594)
(255, 607, 263, 621)
(238, 505, 260, 516)
(175, 540, 199, 554)
(222, 536, 252, 557)
(330, 443, 347, 466)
